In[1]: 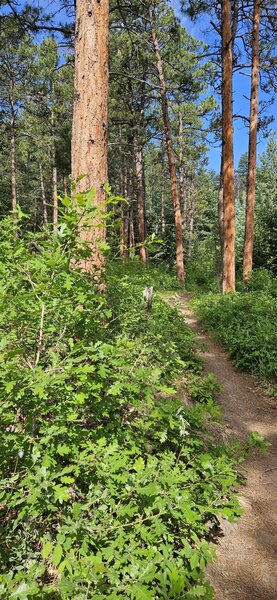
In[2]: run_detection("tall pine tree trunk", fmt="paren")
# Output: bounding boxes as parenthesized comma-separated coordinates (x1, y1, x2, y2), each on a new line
(39, 163, 48, 226)
(221, 0, 235, 293)
(188, 173, 195, 258)
(243, 0, 260, 282)
(218, 156, 224, 281)
(120, 169, 129, 260)
(10, 86, 17, 235)
(148, 0, 185, 283)
(71, 0, 109, 272)
(50, 113, 58, 232)
(10, 110, 17, 229)
(128, 171, 135, 253)
(52, 164, 58, 232)
(161, 170, 166, 235)
(134, 138, 147, 263)
(178, 110, 186, 227)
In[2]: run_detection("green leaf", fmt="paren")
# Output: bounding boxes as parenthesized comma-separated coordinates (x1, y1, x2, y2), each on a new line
(190, 552, 199, 570)
(133, 457, 145, 473)
(54, 485, 70, 504)
(42, 541, 52, 559)
(52, 544, 63, 567)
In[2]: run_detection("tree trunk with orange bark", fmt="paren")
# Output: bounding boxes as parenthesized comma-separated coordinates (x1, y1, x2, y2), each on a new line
(221, 0, 235, 293)
(148, 0, 185, 283)
(71, 0, 109, 272)
(243, 0, 260, 282)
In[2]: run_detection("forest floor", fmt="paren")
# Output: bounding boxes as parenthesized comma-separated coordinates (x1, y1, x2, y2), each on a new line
(169, 293, 277, 600)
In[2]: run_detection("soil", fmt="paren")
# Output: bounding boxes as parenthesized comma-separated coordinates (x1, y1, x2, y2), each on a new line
(170, 294, 277, 600)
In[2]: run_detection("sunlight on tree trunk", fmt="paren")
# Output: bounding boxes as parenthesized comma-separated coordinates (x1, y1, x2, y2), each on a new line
(71, 0, 109, 273)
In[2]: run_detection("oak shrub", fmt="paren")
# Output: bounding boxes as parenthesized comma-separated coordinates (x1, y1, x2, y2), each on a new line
(0, 194, 257, 599)
(192, 280, 277, 380)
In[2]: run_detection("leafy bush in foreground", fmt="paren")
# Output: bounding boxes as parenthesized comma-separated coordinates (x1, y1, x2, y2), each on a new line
(0, 200, 248, 599)
(192, 290, 277, 380)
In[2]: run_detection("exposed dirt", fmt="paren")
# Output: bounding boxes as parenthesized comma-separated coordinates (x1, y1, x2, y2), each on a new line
(170, 294, 277, 600)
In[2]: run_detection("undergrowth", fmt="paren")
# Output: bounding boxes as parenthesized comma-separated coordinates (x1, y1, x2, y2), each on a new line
(192, 283, 277, 381)
(0, 196, 262, 599)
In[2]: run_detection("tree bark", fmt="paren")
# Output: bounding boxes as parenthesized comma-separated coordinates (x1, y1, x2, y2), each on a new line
(148, 0, 185, 283)
(63, 175, 68, 196)
(218, 155, 224, 283)
(178, 109, 186, 227)
(39, 163, 48, 226)
(221, 0, 235, 293)
(10, 111, 17, 229)
(120, 169, 129, 260)
(71, 0, 109, 272)
(52, 164, 58, 231)
(50, 113, 58, 232)
(128, 171, 135, 253)
(243, 0, 260, 282)
(188, 173, 195, 258)
(161, 170, 166, 235)
(9, 85, 17, 236)
(134, 138, 147, 263)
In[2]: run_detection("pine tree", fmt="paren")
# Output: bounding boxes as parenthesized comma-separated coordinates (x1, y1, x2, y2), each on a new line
(71, 0, 109, 273)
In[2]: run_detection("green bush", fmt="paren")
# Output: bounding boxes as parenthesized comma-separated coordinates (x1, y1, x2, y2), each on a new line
(185, 242, 218, 292)
(0, 200, 250, 599)
(246, 268, 277, 297)
(193, 290, 277, 380)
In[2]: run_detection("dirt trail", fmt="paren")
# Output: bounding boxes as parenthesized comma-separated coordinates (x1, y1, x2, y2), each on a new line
(171, 294, 277, 600)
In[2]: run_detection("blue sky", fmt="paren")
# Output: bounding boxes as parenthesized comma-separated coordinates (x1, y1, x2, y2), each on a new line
(3, 0, 276, 173)
(170, 0, 277, 172)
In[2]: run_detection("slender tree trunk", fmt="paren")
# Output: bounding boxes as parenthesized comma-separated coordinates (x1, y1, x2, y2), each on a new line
(148, 0, 185, 283)
(39, 163, 48, 226)
(120, 169, 129, 260)
(71, 0, 109, 272)
(128, 171, 135, 253)
(142, 159, 147, 242)
(221, 0, 235, 293)
(9, 83, 17, 237)
(129, 201, 135, 252)
(10, 110, 17, 231)
(243, 0, 260, 282)
(134, 139, 147, 263)
(188, 173, 195, 258)
(63, 175, 68, 196)
(178, 109, 186, 227)
(161, 170, 165, 235)
(52, 164, 58, 231)
(218, 155, 224, 283)
(50, 113, 58, 232)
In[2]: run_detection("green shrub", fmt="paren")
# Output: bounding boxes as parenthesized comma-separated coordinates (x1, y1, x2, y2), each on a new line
(246, 268, 277, 297)
(193, 291, 277, 380)
(0, 200, 250, 599)
(185, 243, 218, 292)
